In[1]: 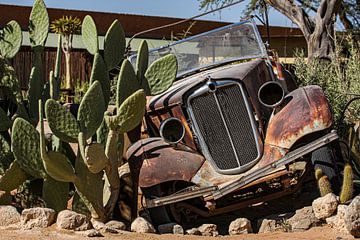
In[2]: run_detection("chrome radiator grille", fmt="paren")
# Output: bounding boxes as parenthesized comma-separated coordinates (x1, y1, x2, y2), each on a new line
(188, 81, 261, 174)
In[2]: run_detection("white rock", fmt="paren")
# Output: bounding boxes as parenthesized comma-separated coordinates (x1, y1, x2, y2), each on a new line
(229, 218, 253, 235)
(56, 210, 91, 231)
(158, 222, 184, 234)
(186, 228, 202, 235)
(130, 217, 155, 233)
(105, 220, 126, 231)
(312, 193, 338, 219)
(21, 207, 56, 229)
(326, 205, 348, 233)
(82, 229, 104, 237)
(258, 219, 276, 233)
(288, 206, 319, 231)
(0, 205, 21, 227)
(198, 224, 219, 236)
(344, 196, 360, 237)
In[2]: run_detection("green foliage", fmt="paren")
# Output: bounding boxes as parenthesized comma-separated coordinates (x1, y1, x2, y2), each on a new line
(29, 0, 49, 47)
(81, 15, 98, 55)
(104, 20, 125, 71)
(340, 163, 354, 203)
(0, 20, 22, 59)
(0, 135, 13, 175)
(74, 80, 89, 104)
(0, 107, 11, 131)
(42, 176, 69, 212)
(294, 36, 360, 123)
(144, 54, 177, 95)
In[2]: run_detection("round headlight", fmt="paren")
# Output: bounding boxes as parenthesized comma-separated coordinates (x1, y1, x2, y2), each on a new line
(159, 117, 185, 144)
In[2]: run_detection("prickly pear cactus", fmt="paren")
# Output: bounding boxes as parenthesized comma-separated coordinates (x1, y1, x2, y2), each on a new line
(82, 15, 98, 55)
(11, 117, 47, 179)
(340, 163, 353, 203)
(29, 0, 49, 47)
(77, 81, 106, 139)
(90, 54, 110, 105)
(42, 176, 69, 212)
(107, 89, 146, 132)
(0, 161, 28, 192)
(104, 19, 125, 71)
(0, 20, 22, 59)
(144, 54, 177, 95)
(0, 107, 11, 131)
(116, 60, 140, 107)
(45, 99, 80, 143)
(136, 40, 149, 83)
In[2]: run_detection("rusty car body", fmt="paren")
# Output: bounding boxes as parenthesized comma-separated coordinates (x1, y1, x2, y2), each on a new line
(126, 20, 340, 226)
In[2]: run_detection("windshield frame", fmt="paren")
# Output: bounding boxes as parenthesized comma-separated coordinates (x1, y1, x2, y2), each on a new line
(129, 19, 268, 78)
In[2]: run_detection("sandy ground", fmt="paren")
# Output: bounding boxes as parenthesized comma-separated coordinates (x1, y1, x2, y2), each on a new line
(0, 225, 354, 240)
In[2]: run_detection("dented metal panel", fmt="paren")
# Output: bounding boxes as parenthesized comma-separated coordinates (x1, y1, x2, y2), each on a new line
(126, 138, 205, 188)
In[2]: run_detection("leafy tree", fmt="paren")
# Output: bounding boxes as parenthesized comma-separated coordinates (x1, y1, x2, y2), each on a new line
(199, 0, 360, 60)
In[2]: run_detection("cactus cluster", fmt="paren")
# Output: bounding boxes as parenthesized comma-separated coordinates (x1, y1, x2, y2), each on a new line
(314, 168, 333, 196)
(0, 0, 177, 223)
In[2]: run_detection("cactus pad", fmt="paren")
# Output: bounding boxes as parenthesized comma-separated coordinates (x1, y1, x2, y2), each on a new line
(81, 15, 98, 55)
(43, 151, 77, 182)
(0, 161, 28, 192)
(84, 143, 108, 173)
(29, 0, 49, 47)
(116, 60, 140, 108)
(78, 81, 106, 139)
(0, 20, 22, 59)
(107, 89, 146, 132)
(90, 53, 110, 105)
(43, 176, 69, 212)
(0, 107, 11, 131)
(12, 117, 46, 178)
(136, 40, 149, 83)
(104, 20, 125, 71)
(45, 99, 80, 143)
(144, 54, 177, 95)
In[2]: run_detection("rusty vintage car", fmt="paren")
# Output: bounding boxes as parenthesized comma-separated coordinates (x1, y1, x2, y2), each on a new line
(126, 20, 341, 226)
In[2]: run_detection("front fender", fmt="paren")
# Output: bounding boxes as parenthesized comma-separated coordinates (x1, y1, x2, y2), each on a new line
(265, 85, 333, 149)
(126, 138, 205, 188)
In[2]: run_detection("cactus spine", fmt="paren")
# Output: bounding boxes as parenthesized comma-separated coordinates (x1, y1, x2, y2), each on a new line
(340, 163, 353, 204)
(315, 168, 333, 197)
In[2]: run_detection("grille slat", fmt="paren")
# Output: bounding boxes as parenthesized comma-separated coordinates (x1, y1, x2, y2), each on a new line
(190, 82, 260, 173)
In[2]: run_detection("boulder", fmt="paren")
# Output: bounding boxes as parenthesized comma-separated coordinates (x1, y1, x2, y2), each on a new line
(288, 206, 320, 231)
(0, 205, 21, 227)
(198, 224, 219, 237)
(56, 210, 91, 231)
(326, 205, 348, 233)
(82, 229, 104, 237)
(21, 207, 56, 229)
(344, 196, 360, 237)
(228, 218, 253, 235)
(258, 219, 277, 233)
(312, 193, 338, 219)
(158, 222, 184, 234)
(130, 217, 156, 233)
(186, 228, 202, 235)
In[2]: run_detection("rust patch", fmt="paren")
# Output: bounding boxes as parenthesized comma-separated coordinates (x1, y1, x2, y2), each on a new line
(265, 85, 333, 149)
(126, 138, 205, 188)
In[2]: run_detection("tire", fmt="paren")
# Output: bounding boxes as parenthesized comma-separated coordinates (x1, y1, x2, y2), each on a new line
(141, 185, 172, 228)
(311, 143, 342, 194)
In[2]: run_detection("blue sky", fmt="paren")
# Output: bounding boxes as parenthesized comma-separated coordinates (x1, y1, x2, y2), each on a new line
(0, 0, 295, 27)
